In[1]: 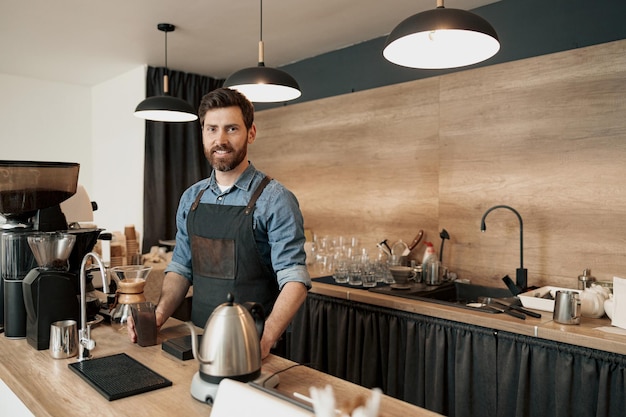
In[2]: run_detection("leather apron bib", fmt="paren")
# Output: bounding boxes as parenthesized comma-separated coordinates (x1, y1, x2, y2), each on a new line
(187, 176, 278, 327)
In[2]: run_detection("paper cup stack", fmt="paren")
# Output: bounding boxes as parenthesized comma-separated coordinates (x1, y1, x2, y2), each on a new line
(125, 225, 141, 265)
(110, 243, 124, 267)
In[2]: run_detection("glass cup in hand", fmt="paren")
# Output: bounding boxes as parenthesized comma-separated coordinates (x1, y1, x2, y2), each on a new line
(130, 302, 157, 346)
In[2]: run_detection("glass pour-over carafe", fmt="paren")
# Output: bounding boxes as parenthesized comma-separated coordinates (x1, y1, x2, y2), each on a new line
(109, 265, 152, 326)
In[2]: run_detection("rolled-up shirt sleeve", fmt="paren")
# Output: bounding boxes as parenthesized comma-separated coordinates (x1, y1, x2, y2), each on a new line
(276, 264, 311, 289)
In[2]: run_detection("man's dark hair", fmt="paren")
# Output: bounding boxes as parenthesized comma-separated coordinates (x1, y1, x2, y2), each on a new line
(198, 88, 255, 129)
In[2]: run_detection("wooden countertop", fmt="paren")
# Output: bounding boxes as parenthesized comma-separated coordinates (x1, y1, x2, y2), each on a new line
(0, 318, 439, 417)
(310, 279, 626, 356)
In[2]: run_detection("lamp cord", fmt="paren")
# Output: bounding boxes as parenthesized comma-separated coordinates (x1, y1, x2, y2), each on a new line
(164, 30, 168, 68)
(257, 0, 265, 64)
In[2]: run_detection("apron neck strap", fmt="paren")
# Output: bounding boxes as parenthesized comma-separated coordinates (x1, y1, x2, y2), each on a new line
(244, 176, 272, 215)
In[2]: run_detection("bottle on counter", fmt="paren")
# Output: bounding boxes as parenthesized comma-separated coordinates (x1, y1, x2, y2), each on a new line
(422, 242, 435, 264)
(422, 242, 442, 286)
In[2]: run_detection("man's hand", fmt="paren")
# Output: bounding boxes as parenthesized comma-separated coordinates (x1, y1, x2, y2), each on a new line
(127, 308, 166, 343)
(260, 282, 308, 358)
(126, 272, 190, 343)
(126, 314, 137, 343)
(260, 334, 274, 359)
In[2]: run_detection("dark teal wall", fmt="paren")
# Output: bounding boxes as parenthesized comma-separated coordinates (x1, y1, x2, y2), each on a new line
(257, 0, 626, 111)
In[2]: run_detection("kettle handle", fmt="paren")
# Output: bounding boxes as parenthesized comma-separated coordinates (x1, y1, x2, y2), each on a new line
(243, 302, 265, 338)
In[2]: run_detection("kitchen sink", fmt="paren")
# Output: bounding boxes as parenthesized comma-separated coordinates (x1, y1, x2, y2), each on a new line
(368, 280, 516, 313)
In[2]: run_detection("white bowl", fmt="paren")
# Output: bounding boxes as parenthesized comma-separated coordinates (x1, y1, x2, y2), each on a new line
(518, 286, 581, 312)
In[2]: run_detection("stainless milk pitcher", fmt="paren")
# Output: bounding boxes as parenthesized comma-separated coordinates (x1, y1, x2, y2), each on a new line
(553, 290, 581, 325)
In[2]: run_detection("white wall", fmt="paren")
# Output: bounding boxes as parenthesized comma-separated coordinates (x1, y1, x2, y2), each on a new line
(91, 66, 146, 241)
(0, 67, 146, 243)
(0, 73, 92, 187)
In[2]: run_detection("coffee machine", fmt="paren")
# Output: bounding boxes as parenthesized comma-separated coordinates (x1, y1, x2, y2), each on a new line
(0, 160, 95, 339)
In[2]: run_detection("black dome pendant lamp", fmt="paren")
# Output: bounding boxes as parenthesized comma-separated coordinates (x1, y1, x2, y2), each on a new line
(134, 23, 198, 122)
(383, 0, 500, 69)
(223, 0, 301, 103)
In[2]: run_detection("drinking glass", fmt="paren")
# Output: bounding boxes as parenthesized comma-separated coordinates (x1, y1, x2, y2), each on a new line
(348, 258, 363, 286)
(362, 262, 377, 287)
(332, 258, 349, 284)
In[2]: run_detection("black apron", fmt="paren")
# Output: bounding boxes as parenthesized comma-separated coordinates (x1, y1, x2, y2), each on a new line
(187, 176, 278, 328)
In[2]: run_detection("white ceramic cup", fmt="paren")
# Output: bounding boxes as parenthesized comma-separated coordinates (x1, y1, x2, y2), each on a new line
(389, 266, 416, 285)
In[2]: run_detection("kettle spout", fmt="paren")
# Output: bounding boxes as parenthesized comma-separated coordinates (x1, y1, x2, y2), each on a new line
(185, 322, 212, 365)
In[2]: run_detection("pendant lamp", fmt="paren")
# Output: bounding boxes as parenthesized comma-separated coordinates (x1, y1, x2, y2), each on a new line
(383, 0, 500, 69)
(134, 23, 198, 122)
(223, 0, 301, 103)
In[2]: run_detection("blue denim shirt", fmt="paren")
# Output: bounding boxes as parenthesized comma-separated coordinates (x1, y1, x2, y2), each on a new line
(165, 163, 311, 290)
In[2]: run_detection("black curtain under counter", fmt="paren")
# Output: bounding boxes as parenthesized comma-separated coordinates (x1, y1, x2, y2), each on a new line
(287, 292, 626, 417)
(496, 332, 626, 417)
(288, 292, 499, 417)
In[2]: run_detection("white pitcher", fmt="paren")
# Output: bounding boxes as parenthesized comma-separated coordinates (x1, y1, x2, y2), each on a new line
(580, 284, 609, 318)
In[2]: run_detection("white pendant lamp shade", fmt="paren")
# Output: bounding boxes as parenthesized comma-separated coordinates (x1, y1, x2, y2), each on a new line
(223, 0, 301, 103)
(225, 74, 301, 102)
(224, 50, 301, 103)
(134, 97, 198, 122)
(383, 2, 500, 69)
(134, 23, 198, 122)
(135, 75, 198, 122)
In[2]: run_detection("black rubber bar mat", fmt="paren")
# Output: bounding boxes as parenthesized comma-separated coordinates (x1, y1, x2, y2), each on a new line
(313, 275, 390, 288)
(68, 353, 172, 401)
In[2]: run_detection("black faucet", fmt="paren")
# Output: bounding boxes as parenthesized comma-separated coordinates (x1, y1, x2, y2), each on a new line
(480, 205, 528, 291)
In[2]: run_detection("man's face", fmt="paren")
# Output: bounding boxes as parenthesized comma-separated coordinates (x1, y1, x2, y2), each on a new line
(202, 106, 256, 172)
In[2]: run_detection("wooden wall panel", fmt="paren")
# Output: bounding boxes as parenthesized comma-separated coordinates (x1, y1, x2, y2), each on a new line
(439, 40, 626, 288)
(251, 79, 441, 257)
(250, 39, 626, 289)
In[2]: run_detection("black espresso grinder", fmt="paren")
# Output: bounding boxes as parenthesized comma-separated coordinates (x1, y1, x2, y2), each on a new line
(22, 232, 80, 350)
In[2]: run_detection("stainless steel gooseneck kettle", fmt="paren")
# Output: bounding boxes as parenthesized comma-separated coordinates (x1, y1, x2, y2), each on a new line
(187, 293, 265, 383)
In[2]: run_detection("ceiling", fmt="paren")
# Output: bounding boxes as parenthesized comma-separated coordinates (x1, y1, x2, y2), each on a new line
(1, 0, 499, 87)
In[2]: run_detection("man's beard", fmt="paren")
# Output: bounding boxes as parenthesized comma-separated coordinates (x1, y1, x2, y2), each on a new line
(206, 143, 247, 172)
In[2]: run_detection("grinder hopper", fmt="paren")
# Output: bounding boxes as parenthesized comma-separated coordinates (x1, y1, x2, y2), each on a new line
(0, 160, 80, 229)
(28, 232, 76, 271)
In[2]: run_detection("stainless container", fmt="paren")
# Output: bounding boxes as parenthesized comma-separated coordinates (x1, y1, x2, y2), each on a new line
(553, 290, 581, 325)
(49, 319, 78, 358)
